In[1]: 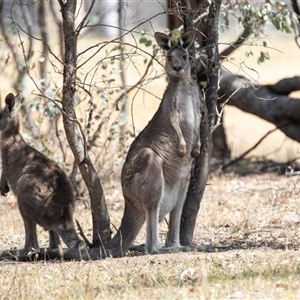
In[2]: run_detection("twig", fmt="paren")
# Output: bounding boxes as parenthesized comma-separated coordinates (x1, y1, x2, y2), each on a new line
(75, 0, 95, 36)
(213, 85, 243, 131)
(244, 228, 272, 236)
(219, 28, 251, 61)
(177, 12, 209, 32)
(76, 11, 165, 67)
(14, 19, 89, 162)
(87, 49, 158, 149)
(76, 219, 92, 248)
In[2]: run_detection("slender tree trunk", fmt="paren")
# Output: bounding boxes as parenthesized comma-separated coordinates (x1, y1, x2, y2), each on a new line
(118, 0, 128, 137)
(59, 0, 111, 247)
(180, 0, 221, 245)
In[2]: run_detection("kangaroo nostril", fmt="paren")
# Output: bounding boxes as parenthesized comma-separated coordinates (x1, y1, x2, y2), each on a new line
(174, 65, 182, 72)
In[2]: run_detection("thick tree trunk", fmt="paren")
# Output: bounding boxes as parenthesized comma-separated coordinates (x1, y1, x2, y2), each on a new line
(219, 69, 300, 143)
(180, 0, 221, 245)
(59, 0, 111, 247)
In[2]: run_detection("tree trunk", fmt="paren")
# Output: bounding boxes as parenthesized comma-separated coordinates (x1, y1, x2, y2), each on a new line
(180, 0, 221, 245)
(212, 111, 231, 159)
(59, 0, 111, 247)
(219, 70, 300, 143)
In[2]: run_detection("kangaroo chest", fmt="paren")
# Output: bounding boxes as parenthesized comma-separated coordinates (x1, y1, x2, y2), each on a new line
(178, 94, 198, 126)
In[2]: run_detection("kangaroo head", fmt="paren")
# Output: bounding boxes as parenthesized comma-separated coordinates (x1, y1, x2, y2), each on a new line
(154, 30, 194, 78)
(0, 93, 17, 133)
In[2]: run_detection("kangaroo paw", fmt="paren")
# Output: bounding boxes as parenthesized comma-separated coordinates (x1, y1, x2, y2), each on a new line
(191, 146, 200, 158)
(0, 182, 9, 196)
(178, 143, 187, 157)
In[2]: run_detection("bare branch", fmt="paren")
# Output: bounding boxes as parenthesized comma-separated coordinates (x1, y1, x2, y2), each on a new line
(213, 86, 243, 131)
(222, 124, 290, 170)
(49, 0, 64, 60)
(219, 27, 251, 61)
(76, 219, 93, 248)
(177, 11, 209, 33)
(15, 23, 89, 161)
(87, 49, 158, 149)
(19, 0, 33, 62)
(75, 0, 95, 35)
(76, 11, 165, 67)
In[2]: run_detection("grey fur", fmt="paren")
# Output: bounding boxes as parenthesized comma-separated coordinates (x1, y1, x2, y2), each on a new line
(106, 30, 201, 257)
(0, 93, 85, 252)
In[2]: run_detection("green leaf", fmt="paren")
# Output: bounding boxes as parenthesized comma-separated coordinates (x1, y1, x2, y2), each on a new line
(139, 37, 147, 44)
(4, 53, 10, 65)
(284, 26, 292, 34)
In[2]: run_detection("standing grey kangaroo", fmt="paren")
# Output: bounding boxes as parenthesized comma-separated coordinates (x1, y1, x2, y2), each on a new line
(106, 30, 201, 257)
(0, 93, 85, 252)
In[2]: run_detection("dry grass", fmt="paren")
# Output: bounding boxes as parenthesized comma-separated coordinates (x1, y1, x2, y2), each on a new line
(1, 250, 300, 299)
(1, 172, 300, 299)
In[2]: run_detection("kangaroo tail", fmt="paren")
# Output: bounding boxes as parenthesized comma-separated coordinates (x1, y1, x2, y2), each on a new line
(105, 199, 145, 257)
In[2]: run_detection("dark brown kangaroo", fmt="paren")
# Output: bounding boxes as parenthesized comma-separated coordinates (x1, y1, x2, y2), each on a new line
(0, 93, 85, 252)
(105, 30, 201, 257)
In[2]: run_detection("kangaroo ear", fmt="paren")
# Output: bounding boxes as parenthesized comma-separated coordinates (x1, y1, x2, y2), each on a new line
(154, 32, 172, 51)
(5, 93, 15, 112)
(180, 30, 195, 49)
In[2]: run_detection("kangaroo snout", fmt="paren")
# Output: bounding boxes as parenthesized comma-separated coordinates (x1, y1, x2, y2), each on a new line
(173, 60, 182, 72)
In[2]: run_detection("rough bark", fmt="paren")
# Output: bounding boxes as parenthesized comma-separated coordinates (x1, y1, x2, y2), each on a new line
(219, 69, 300, 143)
(59, 0, 111, 247)
(180, 0, 221, 245)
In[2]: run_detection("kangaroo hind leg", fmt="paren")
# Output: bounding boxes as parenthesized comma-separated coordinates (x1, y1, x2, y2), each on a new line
(49, 229, 61, 249)
(105, 200, 146, 257)
(165, 179, 189, 248)
(123, 148, 164, 254)
(23, 219, 39, 252)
